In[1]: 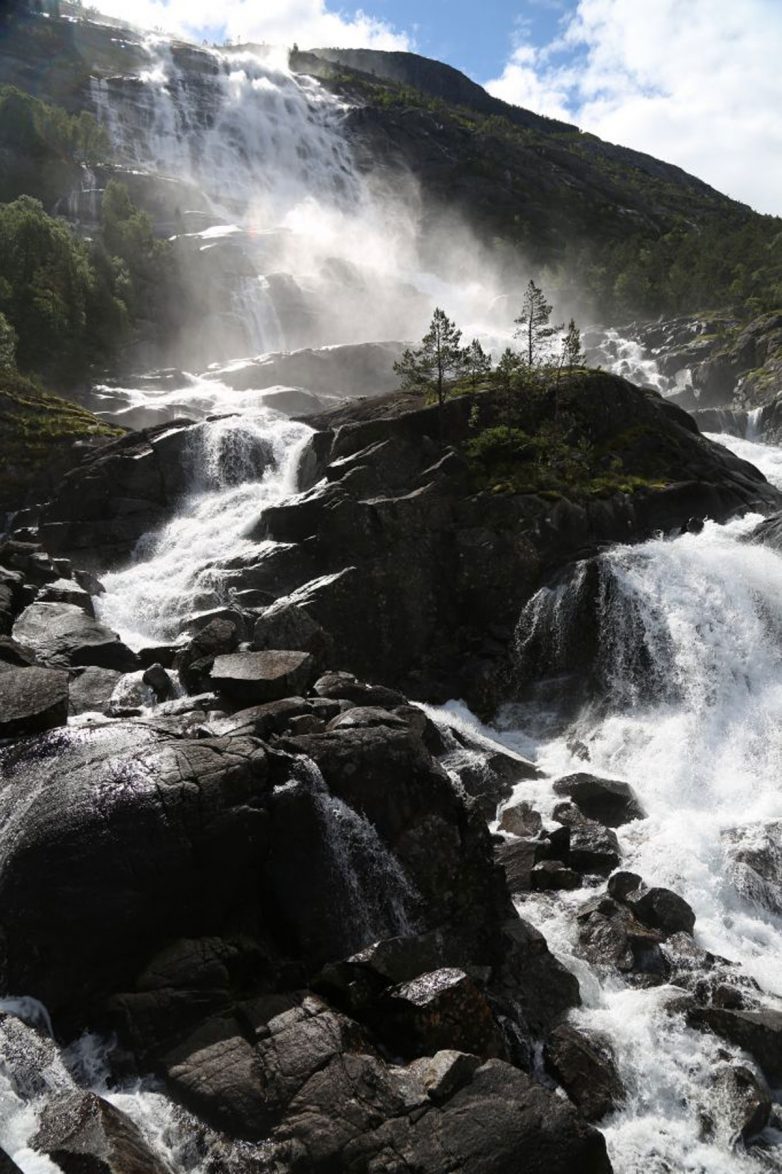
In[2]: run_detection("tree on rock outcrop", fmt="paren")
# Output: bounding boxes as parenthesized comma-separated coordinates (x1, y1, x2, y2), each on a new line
(464, 337, 492, 391)
(492, 346, 524, 429)
(560, 318, 583, 372)
(514, 280, 562, 367)
(394, 307, 467, 408)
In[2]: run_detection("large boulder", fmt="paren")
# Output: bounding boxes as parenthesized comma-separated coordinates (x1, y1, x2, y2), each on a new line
(12, 603, 138, 672)
(685, 1007, 782, 1085)
(33, 1091, 173, 1174)
(544, 1024, 624, 1122)
(0, 666, 68, 738)
(0, 723, 273, 1019)
(271, 1053, 612, 1173)
(552, 772, 645, 827)
(208, 650, 317, 705)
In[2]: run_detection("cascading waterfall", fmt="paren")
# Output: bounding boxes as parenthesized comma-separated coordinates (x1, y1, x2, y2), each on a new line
(427, 430, 782, 1172)
(96, 411, 312, 646)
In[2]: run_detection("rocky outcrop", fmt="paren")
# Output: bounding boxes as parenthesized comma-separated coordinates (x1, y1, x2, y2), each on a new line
(0, 665, 68, 737)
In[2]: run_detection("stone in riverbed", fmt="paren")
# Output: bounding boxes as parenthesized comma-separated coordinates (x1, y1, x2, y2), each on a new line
(33, 1090, 171, 1174)
(552, 772, 645, 827)
(494, 838, 539, 893)
(12, 602, 138, 672)
(710, 1063, 770, 1142)
(531, 859, 581, 891)
(544, 1023, 624, 1122)
(36, 577, 95, 616)
(209, 650, 317, 704)
(630, 886, 696, 936)
(382, 968, 506, 1061)
(67, 666, 122, 716)
(0, 666, 68, 738)
(499, 800, 543, 838)
(685, 1007, 782, 1084)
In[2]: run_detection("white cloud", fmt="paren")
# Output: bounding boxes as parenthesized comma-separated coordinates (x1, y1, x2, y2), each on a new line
(94, 0, 410, 51)
(485, 0, 782, 215)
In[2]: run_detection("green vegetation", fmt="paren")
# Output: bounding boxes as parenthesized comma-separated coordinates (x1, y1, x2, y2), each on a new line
(462, 372, 671, 499)
(0, 84, 109, 205)
(0, 184, 176, 385)
(0, 364, 120, 508)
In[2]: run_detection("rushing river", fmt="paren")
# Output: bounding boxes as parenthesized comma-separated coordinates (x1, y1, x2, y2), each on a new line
(2, 19, 781, 1174)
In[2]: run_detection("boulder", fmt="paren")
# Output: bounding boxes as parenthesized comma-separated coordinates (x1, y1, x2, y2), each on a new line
(723, 823, 782, 915)
(251, 599, 328, 661)
(630, 887, 696, 936)
(273, 1053, 613, 1173)
(209, 650, 316, 705)
(544, 1024, 624, 1122)
(551, 807, 621, 876)
(68, 666, 122, 716)
(711, 1063, 770, 1142)
(382, 968, 506, 1061)
(552, 772, 645, 827)
(12, 603, 138, 672)
(494, 839, 539, 893)
(0, 666, 68, 738)
(576, 895, 669, 984)
(685, 1007, 782, 1084)
(531, 860, 581, 891)
(36, 577, 95, 615)
(0, 635, 36, 669)
(33, 1091, 172, 1174)
(142, 663, 173, 700)
(498, 801, 542, 838)
(0, 723, 273, 1019)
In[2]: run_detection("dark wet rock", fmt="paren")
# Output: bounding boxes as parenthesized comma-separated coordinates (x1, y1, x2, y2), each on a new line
(711, 1063, 771, 1142)
(497, 918, 581, 1038)
(142, 662, 173, 700)
(551, 808, 621, 876)
(251, 598, 329, 662)
(685, 1007, 782, 1084)
(163, 995, 373, 1143)
(209, 650, 317, 705)
(67, 667, 122, 716)
(552, 772, 645, 827)
(327, 705, 408, 730)
(607, 871, 644, 902)
(33, 1090, 172, 1174)
(531, 860, 581, 891)
(499, 800, 543, 838)
(0, 1148, 23, 1173)
(382, 968, 506, 1061)
(405, 1050, 482, 1105)
(12, 603, 138, 672)
(175, 617, 240, 693)
(576, 894, 669, 984)
(272, 1052, 612, 1173)
(630, 886, 696, 936)
(544, 1023, 624, 1122)
(0, 666, 68, 738)
(446, 732, 541, 820)
(0, 1013, 73, 1101)
(210, 696, 312, 739)
(180, 608, 250, 640)
(36, 577, 95, 615)
(0, 723, 273, 1020)
(312, 670, 407, 709)
(661, 932, 759, 1008)
(722, 823, 782, 916)
(495, 838, 539, 893)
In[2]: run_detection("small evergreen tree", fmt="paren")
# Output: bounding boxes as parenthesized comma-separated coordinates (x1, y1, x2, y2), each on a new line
(560, 318, 583, 371)
(513, 280, 562, 366)
(492, 346, 522, 431)
(464, 337, 491, 391)
(393, 307, 466, 408)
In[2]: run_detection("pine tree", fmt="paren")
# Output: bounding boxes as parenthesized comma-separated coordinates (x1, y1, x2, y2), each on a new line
(492, 346, 522, 430)
(464, 337, 491, 391)
(393, 307, 466, 408)
(561, 318, 583, 371)
(513, 280, 562, 367)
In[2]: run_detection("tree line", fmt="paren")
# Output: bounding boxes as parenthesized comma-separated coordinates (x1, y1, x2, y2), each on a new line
(393, 281, 583, 410)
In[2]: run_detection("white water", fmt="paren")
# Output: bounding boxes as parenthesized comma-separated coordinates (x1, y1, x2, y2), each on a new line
(425, 432, 782, 1172)
(96, 410, 312, 646)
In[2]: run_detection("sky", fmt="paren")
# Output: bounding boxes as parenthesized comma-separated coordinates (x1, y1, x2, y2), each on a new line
(93, 0, 782, 216)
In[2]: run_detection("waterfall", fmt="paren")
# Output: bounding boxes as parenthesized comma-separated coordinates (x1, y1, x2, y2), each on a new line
(290, 758, 419, 953)
(96, 411, 313, 646)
